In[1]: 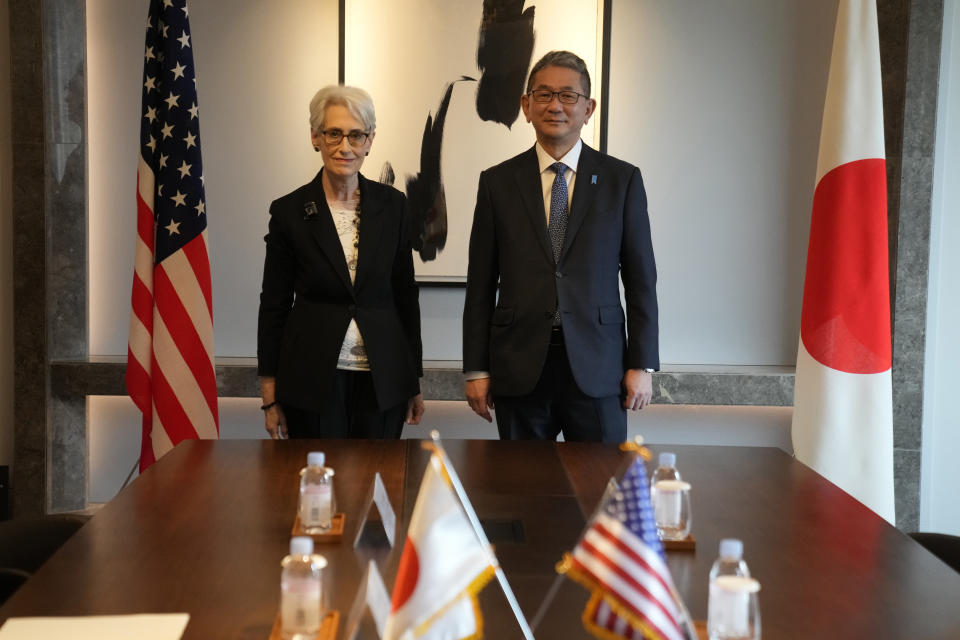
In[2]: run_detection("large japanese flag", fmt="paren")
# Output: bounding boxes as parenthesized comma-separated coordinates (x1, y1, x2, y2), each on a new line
(384, 454, 496, 640)
(792, 0, 895, 523)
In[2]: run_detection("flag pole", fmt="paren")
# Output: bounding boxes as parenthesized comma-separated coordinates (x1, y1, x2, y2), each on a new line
(531, 476, 620, 631)
(427, 431, 535, 640)
(620, 438, 699, 640)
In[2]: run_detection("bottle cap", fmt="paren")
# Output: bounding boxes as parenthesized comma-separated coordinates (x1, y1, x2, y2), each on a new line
(307, 451, 325, 468)
(290, 536, 314, 556)
(719, 538, 743, 560)
(659, 452, 676, 468)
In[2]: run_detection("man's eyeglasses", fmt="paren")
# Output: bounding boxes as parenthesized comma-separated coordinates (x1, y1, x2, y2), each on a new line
(528, 89, 588, 105)
(320, 129, 371, 147)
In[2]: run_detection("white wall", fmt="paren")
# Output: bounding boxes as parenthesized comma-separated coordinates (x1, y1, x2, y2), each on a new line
(87, 0, 838, 367)
(83, 1, 832, 503)
(87, 0, 339, 358)
(0, 0, 14, 469)
(921, 0, 960, 536)
(608, 0, 836, 365)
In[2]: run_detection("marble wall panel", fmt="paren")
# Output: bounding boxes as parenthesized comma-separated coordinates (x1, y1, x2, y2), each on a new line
(895, 447, 922, 531)
(10, 0, 46, 517)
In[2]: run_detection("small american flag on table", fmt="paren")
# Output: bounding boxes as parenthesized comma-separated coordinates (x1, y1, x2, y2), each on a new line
(127, 0, 218, 472)
(561, 456, 691, 640)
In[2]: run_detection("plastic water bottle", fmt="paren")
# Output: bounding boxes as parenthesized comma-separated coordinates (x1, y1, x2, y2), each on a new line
(651, 452, 686, 539)
(708, 539, 757, 639)
(280, 536, 327, 640)
(299, 452, 335, 533)
(652, 452, 681, 483)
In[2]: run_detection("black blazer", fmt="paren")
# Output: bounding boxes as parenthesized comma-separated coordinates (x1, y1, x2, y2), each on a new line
(257, 170, 422, 412)
(463, 143, 659, 398)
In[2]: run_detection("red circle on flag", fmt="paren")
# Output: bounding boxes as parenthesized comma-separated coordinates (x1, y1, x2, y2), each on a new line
(390, 541, 420, 612)
(800, 158, 891, 374)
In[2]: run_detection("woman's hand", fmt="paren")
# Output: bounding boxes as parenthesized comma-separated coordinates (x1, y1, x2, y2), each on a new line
(405, 393, 425, 425)
(264, 404, 287, 439)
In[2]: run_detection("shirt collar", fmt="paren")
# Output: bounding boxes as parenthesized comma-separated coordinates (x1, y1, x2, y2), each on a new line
(535, 138, 582, 175)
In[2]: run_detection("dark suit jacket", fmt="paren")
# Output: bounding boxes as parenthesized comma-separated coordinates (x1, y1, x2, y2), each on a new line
(257, 170, 422, 413)
(463, 143, 658, 398)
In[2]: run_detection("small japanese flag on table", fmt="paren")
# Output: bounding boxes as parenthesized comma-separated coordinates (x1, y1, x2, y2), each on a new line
(384, 454, 496, 640)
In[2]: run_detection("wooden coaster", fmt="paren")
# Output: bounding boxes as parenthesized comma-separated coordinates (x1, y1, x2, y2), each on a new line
(268, 610, 339, 640)
(292, 513, 346, 542)
(693, 620, 708, 640)
(663, 533, 696, 551)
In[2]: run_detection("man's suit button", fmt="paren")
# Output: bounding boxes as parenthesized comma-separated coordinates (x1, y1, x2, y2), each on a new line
(555, 271, 563, 278)
(347, 304, 357, 316)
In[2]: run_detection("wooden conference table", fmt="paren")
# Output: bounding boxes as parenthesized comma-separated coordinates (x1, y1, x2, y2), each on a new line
(1, 440, 959, 639)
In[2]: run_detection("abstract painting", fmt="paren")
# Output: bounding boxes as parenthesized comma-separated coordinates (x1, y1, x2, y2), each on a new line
(345, 0, 603, 281)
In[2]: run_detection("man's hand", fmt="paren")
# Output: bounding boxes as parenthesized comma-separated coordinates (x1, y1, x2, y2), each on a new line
(622, 369, 653, 411)
(465, 378, 495, 422)
(264, 404, 288, 439)
(405, 393, 425, 424)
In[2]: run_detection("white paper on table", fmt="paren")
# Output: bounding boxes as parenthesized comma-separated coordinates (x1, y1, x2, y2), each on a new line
(0, 613, 190, 639)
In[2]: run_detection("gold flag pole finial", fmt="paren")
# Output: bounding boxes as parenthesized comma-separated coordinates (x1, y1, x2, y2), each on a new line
(619, 434, 652, 461)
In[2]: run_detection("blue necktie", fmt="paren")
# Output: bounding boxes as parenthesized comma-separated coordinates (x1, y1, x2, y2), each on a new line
(548, 162, 568, 325)
(548, 162, 568, 263)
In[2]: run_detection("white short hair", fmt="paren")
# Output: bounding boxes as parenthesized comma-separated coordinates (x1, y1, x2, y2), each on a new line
(308, 85, 376, 133)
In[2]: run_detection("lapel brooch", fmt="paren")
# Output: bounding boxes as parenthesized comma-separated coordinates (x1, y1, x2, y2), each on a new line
(303, 201, 318, 221)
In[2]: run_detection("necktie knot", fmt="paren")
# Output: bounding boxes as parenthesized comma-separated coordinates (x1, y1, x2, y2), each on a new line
(551, 162, 567, 176)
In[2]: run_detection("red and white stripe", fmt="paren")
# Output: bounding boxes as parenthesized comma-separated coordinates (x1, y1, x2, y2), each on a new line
(571, 513, 685, 640)
(127, 155, 218, 472)
(792, 0, 894, 522)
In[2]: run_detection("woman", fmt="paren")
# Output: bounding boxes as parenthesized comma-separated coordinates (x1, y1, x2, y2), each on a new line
(257, 85, 424, 439)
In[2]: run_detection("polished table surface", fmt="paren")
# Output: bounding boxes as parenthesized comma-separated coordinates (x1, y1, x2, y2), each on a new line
(1, 439, 959, 639)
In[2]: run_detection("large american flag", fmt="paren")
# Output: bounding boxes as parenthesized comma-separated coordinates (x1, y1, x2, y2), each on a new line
(566, 457, 688, 640)
(127, 0, 218, 472)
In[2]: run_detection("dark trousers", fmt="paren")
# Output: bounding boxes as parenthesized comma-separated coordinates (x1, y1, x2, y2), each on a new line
(282, 370, 406, 439)
(493, 328, 627, 443)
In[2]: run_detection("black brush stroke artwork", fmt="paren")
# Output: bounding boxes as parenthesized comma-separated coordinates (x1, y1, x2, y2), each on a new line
(406, 77, 474, 261)
(379, 1, 537, 264)
(475, 0, 536, 128)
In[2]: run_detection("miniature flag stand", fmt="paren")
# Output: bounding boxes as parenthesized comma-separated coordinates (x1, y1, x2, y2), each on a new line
(381, 431, 536, 640)
(532, 437, 699, 640)
(342, 560, 392, 640)
(354, 472, 398, 549)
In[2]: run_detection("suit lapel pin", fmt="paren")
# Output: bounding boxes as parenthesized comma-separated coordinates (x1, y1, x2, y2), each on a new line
(303, 201, 318, 221)
(591, 175, 598, 185)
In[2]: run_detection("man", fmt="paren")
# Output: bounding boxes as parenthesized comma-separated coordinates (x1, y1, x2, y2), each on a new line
(462, 50, 659, 443)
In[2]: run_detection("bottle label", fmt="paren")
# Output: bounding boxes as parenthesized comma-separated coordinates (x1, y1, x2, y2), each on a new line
(707, 580, 751, 637)
(281, 577, 322, 634)
(300, 485, 332, 528)
(652, 486, 682, 527)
